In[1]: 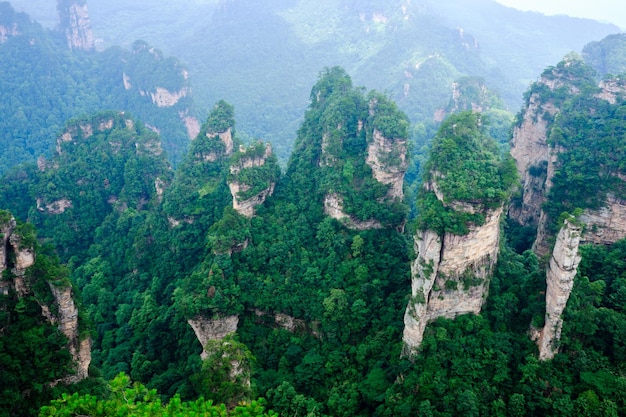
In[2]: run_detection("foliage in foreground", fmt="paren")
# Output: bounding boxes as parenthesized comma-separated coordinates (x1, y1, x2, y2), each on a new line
(39, 373, 276, 417)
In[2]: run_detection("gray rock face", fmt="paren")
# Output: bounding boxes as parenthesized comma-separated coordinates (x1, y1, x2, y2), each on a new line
(188, 315, 239, 360)
(0, 213, 90, 381)
(535, 220, 582, 360)
(402, 204, 502, 354)
(57, 1, 94, 51)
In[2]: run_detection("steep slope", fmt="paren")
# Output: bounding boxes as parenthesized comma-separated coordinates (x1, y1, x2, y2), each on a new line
(403, 111, 516, 353)
(0, 211, 89, 416)
(510, 53, 626, 359)
(57, 0, 94, 51)
(26, 111, 173, 262)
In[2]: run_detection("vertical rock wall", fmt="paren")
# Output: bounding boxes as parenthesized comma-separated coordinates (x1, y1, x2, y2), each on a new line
(403, 206, 503, 353)
(535, 220, 582, 360)
(57, 0, 94, 51)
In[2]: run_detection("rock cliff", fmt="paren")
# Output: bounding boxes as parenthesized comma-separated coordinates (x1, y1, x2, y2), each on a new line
(57, 0, 94, 51)
(188, 315, 239, 360)
(510, 57, 625, 256)
(365, 128, 407, 200)
(0, 212, 91, 381)
(47, 284, 92, 381)
(535, 219, 582, 360)
(228, 142, 278, 218)
(403, 200, 503, 352)
(402, 111, 514, 354)
(509, 72, 568, 228)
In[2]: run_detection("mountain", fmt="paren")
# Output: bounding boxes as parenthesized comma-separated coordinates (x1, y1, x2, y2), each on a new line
(0, 2, 199, 175)
(68, 0, 622, 162)
(2, 2, 626, 414)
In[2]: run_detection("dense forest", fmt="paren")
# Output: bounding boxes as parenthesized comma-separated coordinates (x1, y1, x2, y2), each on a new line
(2, 2, 626, 417)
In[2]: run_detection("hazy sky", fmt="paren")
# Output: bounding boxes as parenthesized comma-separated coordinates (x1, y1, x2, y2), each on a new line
(495, 0, 626, 29)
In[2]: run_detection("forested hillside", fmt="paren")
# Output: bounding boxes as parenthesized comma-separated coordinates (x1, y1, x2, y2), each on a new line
(2, 2, 626, 417)
(12, 0, 619, 162)
(0, 3, 198, 175)
(2, 54, 626, 415)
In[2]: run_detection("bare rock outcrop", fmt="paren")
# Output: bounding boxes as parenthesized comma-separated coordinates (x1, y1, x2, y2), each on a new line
(0, 213, 90, 380)
(0, 22, 19, 43)
(509, 88, 559, 226)
(535, 219, 582, 360)
(323, 193, 383, 230)
(228, 143, 276, 218)
(48, 284, 92, 381)
(366, 129, 407, 200)
(57, 0, 94, 51)
(188, 315, 239, 360)
(580, 194, 626, 244)
(403, 205, 503, 353)
(150, 87, 190, 108)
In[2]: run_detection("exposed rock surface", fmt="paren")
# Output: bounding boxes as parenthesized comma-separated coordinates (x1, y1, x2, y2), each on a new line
(57, 0, 94, 51)
(403, 202, 503, 353)
(48, 284, 92, 381)
(36, 198, 73, 214)
(188, 315, 239, 360)
(150, 87, 190, 108)
(509, 88, 558, 226)
(366, 129, 407, 199)
(0, 213, 90, 380)
(228, 143, 276, 217)
(535, 220, 582, 360)
(0, 22, 19, 42)
(580, 194, 626, 244)
(323, 193, 383, 230)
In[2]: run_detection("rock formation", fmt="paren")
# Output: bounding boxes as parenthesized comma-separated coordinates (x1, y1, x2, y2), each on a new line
(323, 193, 383, 230)
(402, 111, 513, 354)
(0, 212, 91, 381)
(366, 128, 407, 200)
(403, 201, 503, 352)
(188, 315, 239, 360)
(47, 284, 92, 381)
(228, 142, 277, 218)
(57, 0, 94, 51)
(535, 219, 582, 360)
(579, 194, 626, 245)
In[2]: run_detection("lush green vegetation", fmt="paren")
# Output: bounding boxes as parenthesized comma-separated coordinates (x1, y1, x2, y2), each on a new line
(0, 3, 197, 175)
(1, 41, 626, 416)
(416, 111, 517, 235)
(0, 214, 76, 417)
(40, 372, 276, 417)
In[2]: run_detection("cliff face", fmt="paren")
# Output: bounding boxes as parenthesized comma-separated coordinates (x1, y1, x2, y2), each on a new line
(0, 213, 90, 381)
(47, 284, 92, 381)
(535, 220, 582, 360)
(365, 128, 407, 200)
(510, 58, 626, 256)
(188, 315, 239, 360)
(228, 142, 278, 218)
(57, 0, 94, 51)
(580, 194, 626, 245)
(402, 111, 514, 354)
(509, 73, 569, 228)
(403, 200, 502, 352)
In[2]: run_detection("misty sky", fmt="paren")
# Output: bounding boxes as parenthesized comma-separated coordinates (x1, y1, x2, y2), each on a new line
(495, 0, 626, 29)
